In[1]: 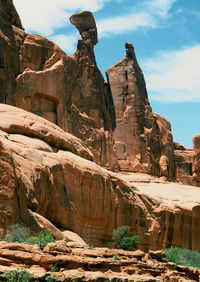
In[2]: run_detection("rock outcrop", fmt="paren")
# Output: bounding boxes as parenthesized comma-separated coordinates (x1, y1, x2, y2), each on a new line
(1, 104, 200, 253)
(174, 142, 194, 185)
(1, 6, 118, 170)
(0, 0, 26, 105)
(193, 135, 200, 186)
(0, 242, 199, 281)
(1, 0, 200, 267)
(106, 43, 175, 178)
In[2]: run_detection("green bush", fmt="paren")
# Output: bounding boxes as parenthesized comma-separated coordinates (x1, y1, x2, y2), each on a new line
(5, 224, 29, 243)
(27, 230, 55, 250)
(164, 247, 200, 269)
(112, 225, 139, 250)
(120, 235, 139, 251)
(6, 268, 31, 282)
(113, 254, 120, 260)
(84, 244, 94, 250)
(46, 274, 57, 282)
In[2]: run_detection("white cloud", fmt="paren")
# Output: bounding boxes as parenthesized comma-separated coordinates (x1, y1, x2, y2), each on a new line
(142, 45, 200, 102)
(13, 0, 110, 35)
(49, 33, 79, 55)
(97, 13, 155, 37)
(148, 0, 176, 17)
(97, 0, 176, 38)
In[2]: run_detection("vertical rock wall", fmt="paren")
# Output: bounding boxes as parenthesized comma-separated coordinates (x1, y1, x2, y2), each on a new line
(106, 43, 175, 177)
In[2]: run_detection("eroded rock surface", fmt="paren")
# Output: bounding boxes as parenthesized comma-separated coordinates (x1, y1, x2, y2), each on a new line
(106, 43, 175, 178)
(1, 6, 118, 170)
(1, 105, 200, 253)
(193, 135, 200, 186)
(174, 142, 194, 185)
(0, 242, 199, 281)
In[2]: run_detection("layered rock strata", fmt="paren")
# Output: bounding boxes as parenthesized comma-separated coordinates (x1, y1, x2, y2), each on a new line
(1, 104, 200, 252)
(106, 43, 175, 178)
(0, 242, 199, 281)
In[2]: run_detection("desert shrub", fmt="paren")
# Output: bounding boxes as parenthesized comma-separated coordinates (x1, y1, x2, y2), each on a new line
(6, 268, 31, 282)
(51, 263, 59, 272)
(112, 225, 139, 250)
(5, 224, 29, 243)
(120, 235, 139, 251)
(27, 230, 55, 250)
(46, 274, 58, 282)
(164, 247, 200, 269)
(84, 244, 94, 250)
(113, 254, 120, 260)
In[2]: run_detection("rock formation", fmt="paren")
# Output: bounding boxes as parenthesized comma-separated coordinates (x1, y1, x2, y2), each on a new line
(0, 2, 177, 177)
(0, 242, 199, 281)
(0, 0, 25, 104)
(193, 135, 200, 186)
(1, 0, 200, 269)
(174, 142, 194, 185)
(1, 104, 200, 253)
(1, 5, 118, 170)
(106, 43, 175, 178)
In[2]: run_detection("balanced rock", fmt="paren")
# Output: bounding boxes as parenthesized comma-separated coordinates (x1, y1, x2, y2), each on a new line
(70, 11, 98, 45)
(106, 43, 175, 177)
(1, 5, 118, 169)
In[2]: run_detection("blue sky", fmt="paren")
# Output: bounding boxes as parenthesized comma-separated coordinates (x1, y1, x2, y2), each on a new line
(13, 0, 200, 148)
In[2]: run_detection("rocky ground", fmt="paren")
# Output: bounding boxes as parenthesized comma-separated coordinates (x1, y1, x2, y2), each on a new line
(0, 240, 199, 281)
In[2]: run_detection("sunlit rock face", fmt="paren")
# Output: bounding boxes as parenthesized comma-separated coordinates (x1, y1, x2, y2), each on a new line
(106, 43, 175, 178)
(1, 7, 118, 169)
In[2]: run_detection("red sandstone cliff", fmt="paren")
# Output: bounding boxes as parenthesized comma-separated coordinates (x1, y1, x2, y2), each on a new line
(106, 43, 175, 178)
(1, 0, 200, 260)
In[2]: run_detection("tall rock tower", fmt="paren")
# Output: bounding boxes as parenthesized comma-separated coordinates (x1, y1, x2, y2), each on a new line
(106, 43, 175, 177)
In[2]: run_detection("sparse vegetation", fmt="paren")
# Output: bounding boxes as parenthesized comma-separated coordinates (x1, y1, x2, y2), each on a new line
(50, 263, 59, 272)
(27, 230, 55, 250)
(112, 225, 139, 251)
(6, 267, 31, 282)
(84, 244, 94, 250)
(5, 224, 55, 249)
(46, 274, 58, 282)
(164, 247, 200, 269)
(5, 224, 29, 243)
(113, 254, 120, 260)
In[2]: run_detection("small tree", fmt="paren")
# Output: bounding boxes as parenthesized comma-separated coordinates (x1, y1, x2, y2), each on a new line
(112, 225, 139, 251)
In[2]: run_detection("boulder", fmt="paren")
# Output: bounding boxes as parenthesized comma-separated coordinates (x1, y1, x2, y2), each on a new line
(106, 43, 175, 178)
(70, 11, 98, 45)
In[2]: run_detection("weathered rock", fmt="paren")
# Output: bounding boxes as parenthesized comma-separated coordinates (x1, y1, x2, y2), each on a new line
(1, 105, 200, 253)
(11, 15, 117, 169)
(174, 142, 194, 185)
(0, 241, 199, 281)
(193, 135, 200, 185)
(106, 43, 175, 178)
(0, 1, 26, 104)
(70, 11, 98, 45)
(0, 104, 93, 161)
(0, 0, 23, 29)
